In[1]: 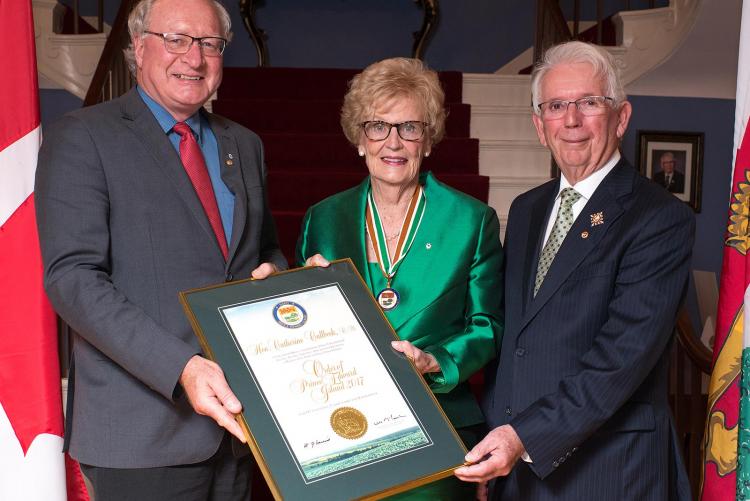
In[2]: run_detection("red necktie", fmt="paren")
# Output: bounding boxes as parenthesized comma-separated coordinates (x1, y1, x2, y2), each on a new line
(173, 122, 229, 260)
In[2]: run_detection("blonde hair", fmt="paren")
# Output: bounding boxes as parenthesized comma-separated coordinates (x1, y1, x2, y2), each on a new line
(340, 57, 446, 147)
(123, 0, 233, 75)
(531, 41, 626, 114)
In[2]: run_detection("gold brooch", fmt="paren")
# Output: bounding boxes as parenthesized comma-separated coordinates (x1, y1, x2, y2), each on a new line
(590, 212, 604, 226)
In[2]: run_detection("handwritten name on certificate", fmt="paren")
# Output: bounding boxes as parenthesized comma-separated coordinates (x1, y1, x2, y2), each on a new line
(221, 284, 430, 482)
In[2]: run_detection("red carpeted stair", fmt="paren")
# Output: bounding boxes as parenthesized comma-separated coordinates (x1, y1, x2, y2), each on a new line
(215, 67, 488, 264)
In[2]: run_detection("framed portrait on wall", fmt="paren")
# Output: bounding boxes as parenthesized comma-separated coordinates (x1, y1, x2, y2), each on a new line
(637, 130, 704, 212)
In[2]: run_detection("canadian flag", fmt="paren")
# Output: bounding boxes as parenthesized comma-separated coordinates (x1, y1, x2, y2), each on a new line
(0, 2, 88, 500)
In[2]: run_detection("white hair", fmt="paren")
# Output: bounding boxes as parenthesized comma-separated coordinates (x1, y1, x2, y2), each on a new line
(530, 41, 626, 115)
(123, 0, 233, 75)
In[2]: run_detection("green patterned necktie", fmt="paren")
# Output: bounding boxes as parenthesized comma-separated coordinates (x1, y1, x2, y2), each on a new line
(534, 187, 582, 296)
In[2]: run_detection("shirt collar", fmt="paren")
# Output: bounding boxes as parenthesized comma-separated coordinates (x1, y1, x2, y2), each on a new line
(558, 150, 621, 202)
(137, 85, 203, 140)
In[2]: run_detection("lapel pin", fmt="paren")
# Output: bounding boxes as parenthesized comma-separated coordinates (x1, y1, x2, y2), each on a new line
(228, 153, 234, 159)
(590, 212, 604, 226)
(225, 153, 235, 166)
(581, 231, 589, 239)
(425, 243, 432, 250)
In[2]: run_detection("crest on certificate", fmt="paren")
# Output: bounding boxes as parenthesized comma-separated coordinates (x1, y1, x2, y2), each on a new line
(273, 301, 308, 328)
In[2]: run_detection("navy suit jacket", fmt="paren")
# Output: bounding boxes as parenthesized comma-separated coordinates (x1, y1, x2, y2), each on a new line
(484, 160, 693, 500)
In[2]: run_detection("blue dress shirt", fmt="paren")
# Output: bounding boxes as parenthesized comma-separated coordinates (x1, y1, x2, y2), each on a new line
(137, 86, 235, 245)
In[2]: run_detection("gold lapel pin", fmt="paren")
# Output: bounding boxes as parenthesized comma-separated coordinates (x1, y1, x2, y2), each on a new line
(590, 211, 604, 226)
(581, 231, 589, 239)
(225, 154, 234, 166)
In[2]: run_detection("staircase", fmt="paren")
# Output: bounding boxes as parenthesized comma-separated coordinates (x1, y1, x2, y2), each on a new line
(214, 67, 488, 264)
(462, 74, 550, 233)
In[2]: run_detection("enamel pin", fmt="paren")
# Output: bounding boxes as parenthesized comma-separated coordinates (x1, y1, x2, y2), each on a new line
(590, 212, 604, 226)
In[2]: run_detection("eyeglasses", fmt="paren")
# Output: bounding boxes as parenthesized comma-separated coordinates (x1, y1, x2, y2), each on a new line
(361, 121, 428, 142)
(144, 31, 227, 56)
(536, 96, 614, 119)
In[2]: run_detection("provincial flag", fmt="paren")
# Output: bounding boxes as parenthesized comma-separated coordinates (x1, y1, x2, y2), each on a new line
(701, 2, 750, 499)
(0, 2, 88, 499)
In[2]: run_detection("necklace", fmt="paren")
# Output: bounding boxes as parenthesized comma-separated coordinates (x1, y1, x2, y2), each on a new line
(365, 184, 426, 311)
(385, 230, 402, 241)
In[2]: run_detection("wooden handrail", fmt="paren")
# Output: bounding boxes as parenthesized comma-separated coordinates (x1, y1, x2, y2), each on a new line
(534, 0, 571, 63)
(238, 1, 441, 66)
(675, 307, 712, 375)
(83, 0, 136, 107)
(533, 1, 664, 63)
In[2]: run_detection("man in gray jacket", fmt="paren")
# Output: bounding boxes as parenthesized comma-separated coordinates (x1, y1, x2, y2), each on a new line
(35, 0, 286, 498)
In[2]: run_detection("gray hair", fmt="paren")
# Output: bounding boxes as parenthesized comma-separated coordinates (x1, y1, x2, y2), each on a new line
(530, 41, 626, 115)
(123, 0, 233, 75)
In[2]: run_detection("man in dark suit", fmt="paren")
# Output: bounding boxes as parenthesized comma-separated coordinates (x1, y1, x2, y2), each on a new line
(455, 41, 693, 500)
(35, 0, 286, 499)
(653, 151, 686, 193)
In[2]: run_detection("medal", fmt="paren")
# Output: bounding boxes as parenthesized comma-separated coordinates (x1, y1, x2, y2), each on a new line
(377, 287, 400, 310)
(365, 184, 426, 311)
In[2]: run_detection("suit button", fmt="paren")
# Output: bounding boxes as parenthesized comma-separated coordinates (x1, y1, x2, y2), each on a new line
(505, 406, 512, 416)
(515, 348, 526, 357)
(225, 272, 234, 282)
(559, 457, 566, 463)
(552, 461, 559, 468)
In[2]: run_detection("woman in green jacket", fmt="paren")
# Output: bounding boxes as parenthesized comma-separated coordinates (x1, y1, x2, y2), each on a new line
(296, 57, 504, 499)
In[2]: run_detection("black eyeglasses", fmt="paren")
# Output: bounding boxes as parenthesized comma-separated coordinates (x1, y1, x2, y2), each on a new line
(144, 31, 227, 56)
(360, 121, 428, 142)
(536, 96, 614, 119)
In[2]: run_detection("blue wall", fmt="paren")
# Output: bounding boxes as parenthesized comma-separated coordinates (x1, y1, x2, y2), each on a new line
(222, 0, 532, 72)
(39, 89, 82, 130)
(621, 96, 735, 329)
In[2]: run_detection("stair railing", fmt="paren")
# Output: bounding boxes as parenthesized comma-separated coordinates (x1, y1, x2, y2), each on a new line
(534, 0, 659, 63)
(239, 0, 440, 66)
(82, 0, 136, 106)
(67, 0, 104, 33)
(671, 307, 711, 498)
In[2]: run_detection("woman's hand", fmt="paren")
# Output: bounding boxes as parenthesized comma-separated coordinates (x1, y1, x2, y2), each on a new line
(391, 340, 440, 374)
(304, 254, 330, 268)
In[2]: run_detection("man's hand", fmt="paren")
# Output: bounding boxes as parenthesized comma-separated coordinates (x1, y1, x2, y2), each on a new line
(454, 425, 525, 483)
(304, 254, 330, 268)
(251, 262, 279, 279)
(180, 355, 246, 443)
(390, 340, 440, 374)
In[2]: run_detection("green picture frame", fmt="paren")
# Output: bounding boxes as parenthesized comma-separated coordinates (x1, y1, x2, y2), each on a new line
(179, 259, 467, 500)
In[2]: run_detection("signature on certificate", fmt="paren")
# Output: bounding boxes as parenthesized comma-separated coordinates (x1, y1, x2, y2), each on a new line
(373, 414, 406, 427)
(303, 437, 331, 449)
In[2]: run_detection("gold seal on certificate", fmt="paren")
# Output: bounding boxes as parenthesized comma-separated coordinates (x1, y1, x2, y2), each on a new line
(377, 288, 400, 310)
(330, 407, 368, 440)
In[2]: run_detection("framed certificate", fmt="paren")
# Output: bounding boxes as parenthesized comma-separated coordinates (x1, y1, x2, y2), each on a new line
(179, 259, 467, 500)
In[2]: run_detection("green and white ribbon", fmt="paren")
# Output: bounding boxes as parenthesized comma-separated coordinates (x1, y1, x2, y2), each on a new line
(365, 184, 426, 285)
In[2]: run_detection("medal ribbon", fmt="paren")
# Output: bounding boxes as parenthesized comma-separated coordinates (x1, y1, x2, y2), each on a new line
(365, 184, 426, 285)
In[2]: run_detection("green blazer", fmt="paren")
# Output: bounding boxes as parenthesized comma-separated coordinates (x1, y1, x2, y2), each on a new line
(296, 171, 504, 428)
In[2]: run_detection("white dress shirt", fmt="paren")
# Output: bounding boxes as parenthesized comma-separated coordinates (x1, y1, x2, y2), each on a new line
(541, 151, 621, 249)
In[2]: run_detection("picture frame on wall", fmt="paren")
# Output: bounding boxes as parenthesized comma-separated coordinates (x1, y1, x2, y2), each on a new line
(637, 130, 704, 212)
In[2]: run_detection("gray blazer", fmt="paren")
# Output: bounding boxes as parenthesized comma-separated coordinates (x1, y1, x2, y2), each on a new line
(35, 88, 287, 468)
